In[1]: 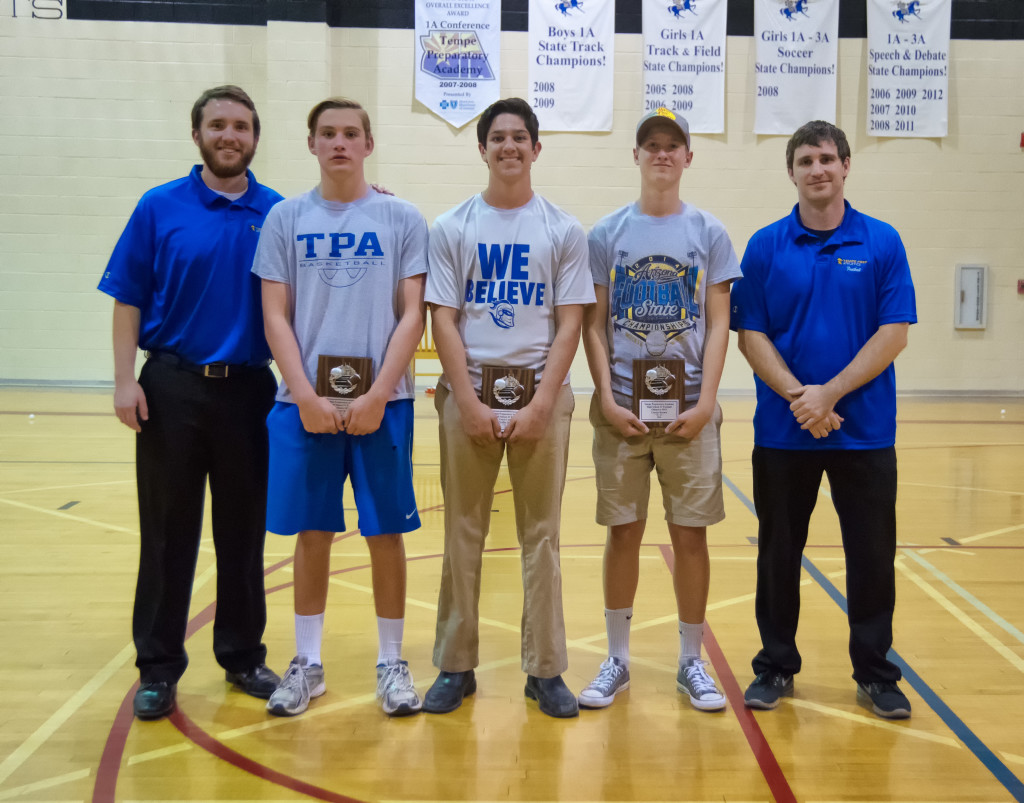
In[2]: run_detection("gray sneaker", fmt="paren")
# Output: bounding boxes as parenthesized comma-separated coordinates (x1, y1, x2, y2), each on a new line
(677, 658, 726, 711)
(376, 659, 422, 717)
(743, 670, 793, 710)
(266, 656, 326, 717)
(578, 657, 630, 709)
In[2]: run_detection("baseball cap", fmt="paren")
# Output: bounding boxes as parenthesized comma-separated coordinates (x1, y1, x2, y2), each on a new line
(636, 107, 690, 147)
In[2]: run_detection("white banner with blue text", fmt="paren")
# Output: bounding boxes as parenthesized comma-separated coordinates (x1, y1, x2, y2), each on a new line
(754, 0, 839, 135)
(415, 0, 501, 128)
(643, 0, 727, 134)
(866, 0, 950, 138)
(529, 0, 614, 132)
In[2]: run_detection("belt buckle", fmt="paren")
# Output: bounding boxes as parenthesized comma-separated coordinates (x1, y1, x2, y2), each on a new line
(203, 363, 229, 378)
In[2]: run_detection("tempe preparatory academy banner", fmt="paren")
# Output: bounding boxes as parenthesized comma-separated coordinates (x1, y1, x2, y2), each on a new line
(643, 0, 728, 134)
(415, 0, 501, 128)
(754, 0, 839, 135)
(528, 0, 614, 131)
(867, 0, 951, 138)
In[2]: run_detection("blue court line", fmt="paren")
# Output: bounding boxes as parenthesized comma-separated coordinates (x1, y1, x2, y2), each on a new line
(900, 547, 1024, 645)
(722, 471, 1024, 802)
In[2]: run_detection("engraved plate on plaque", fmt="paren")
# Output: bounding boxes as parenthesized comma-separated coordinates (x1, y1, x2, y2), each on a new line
(480, 365, 537, 435)
(632, 359, 685, 427)
(316, 355, 373, 414)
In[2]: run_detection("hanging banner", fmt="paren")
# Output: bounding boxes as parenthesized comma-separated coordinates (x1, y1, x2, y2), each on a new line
(415, 0, 501, 128)
(642, 0, 727, 134)
(754, 0, 839, 135)
(866, 0, 950, 138)
(528, 0, 614, 131)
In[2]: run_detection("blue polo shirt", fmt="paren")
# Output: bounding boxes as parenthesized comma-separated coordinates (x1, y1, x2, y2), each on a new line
(99, 165, 283, 365)
(731, 201, 916, 450)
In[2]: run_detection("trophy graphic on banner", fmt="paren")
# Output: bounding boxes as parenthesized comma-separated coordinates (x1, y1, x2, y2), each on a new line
(632, 359, 685, 427)
(316, 355, 373, 413)
(480, 365, 536, 434)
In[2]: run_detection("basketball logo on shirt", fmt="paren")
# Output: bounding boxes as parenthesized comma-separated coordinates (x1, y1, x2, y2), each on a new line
(610, 252, 701, 354)
(295, 231, 385, 287)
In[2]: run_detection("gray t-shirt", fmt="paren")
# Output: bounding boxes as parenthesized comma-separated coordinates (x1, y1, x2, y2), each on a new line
(252, 187, 428, 404)
(426, 193, 595, 392)
(588, 202, 742, 403)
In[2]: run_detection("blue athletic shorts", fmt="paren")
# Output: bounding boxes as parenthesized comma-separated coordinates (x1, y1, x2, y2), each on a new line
(265, 399, 420, 537)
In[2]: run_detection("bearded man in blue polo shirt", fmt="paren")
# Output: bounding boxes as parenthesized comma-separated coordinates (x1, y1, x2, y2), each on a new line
(730, 120, 917, 720)
(99, 85, 283, 720)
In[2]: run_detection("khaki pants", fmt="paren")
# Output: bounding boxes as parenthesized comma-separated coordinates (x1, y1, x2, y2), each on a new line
(432, 383, 574, 677)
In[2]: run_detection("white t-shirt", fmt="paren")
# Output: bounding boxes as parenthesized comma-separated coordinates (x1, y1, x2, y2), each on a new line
(426, 193, 595, 392)
(589, 202, 742, 402)
(252, 187, 428, 404)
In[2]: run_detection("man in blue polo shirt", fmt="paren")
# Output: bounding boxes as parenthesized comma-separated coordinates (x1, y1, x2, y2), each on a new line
(730, 120, 916, 719)
(99, 85, 283, 720)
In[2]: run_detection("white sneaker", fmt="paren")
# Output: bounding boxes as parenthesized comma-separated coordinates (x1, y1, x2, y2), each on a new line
(376, 659, 422, 717)
(577, 657, 630, 709)
(677, 658, 726, 711)
(266, 656, 325, 717)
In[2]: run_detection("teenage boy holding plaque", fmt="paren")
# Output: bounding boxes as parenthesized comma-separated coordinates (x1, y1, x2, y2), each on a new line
(252, 98, 428, 718)
(578, 108, 741, 712)
(422, 98, 595, 719)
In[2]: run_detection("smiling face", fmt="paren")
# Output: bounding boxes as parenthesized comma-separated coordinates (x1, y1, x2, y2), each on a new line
(308, 107, 374, 181)
(634, 123, 693, 188)
(192, 99, 257, 179)
(788, 140, 850, 208)
(479, 112, 541, 181)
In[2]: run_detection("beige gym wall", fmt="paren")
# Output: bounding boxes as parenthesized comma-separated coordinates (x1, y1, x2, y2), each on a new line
(2, 18, 1022, 392)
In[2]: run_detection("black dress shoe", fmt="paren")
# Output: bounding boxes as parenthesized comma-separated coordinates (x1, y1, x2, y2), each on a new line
(134, 681, 176, 720)
(225, 663, 280, 699)
(422, 670, 476, 714)
(525, 674, 579, 718)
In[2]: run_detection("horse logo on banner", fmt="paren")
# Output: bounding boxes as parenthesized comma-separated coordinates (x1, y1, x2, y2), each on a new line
(555, 0, 584, 15)
(892, 1, 922, 23)
(779, 0, 809, 21)
(668, 0, 697, 17)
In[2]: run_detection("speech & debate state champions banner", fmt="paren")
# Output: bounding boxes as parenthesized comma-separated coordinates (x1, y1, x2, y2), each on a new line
(867, 0, 951, 138)
(415, 0, 501, 128)
(643, 0, 728, 134)
(754, 0, 839, 135)
(528, 0, 614, 131)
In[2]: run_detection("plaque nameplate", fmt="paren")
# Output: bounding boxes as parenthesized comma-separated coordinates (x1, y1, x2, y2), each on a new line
(632, 359, 685, 427)
(480, 365, 537, 434)
(316, 355, 373, 414)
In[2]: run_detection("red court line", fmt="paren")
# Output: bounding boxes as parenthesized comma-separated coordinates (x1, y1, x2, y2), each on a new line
(657, 543, 796, 803)
(169, 709, 366, 803)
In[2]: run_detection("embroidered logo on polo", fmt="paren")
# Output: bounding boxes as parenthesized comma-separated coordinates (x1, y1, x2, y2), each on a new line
(837, 257, 868, 272)
(295, 231, 385, 287)
(610, 252, 701, 357)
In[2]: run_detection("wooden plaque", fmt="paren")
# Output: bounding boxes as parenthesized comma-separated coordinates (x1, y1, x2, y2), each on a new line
(632, 358, 685, 427)
(480, 365, 537, 434)
(316, 355, 373, 413)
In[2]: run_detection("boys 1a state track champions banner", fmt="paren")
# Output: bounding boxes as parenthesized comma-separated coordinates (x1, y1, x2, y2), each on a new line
(415, 0, 501, 128)
(642, 0, 728, 134)
(528, 0, 614, 131)
(866, 0, 951, 138)
(754, 0, 839, 135)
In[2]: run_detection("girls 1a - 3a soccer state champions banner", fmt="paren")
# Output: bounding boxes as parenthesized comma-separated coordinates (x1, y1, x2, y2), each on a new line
(529, 0, 614, 131)
(754, 0, 839, 135)
(415, 0, 501, 128)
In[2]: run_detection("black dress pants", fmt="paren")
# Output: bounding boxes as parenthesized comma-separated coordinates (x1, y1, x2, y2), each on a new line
(133, 357, 276, 684)
(750, 446, 902, 685)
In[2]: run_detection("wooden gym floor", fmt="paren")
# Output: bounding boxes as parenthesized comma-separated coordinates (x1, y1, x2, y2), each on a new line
(1, 387, 1022, 803)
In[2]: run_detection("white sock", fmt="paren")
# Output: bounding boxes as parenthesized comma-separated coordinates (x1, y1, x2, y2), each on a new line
(679, 620, 704, 665)
(377, 617, 404, 664)
(605, 607, 633, 665)
(296, 613, 324, 666)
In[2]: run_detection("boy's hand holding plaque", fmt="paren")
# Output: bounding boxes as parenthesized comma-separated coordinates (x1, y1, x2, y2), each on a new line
(316, 355, 373, 414)
(480, 365, 536, 435)
(632, 359, 685, 427)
